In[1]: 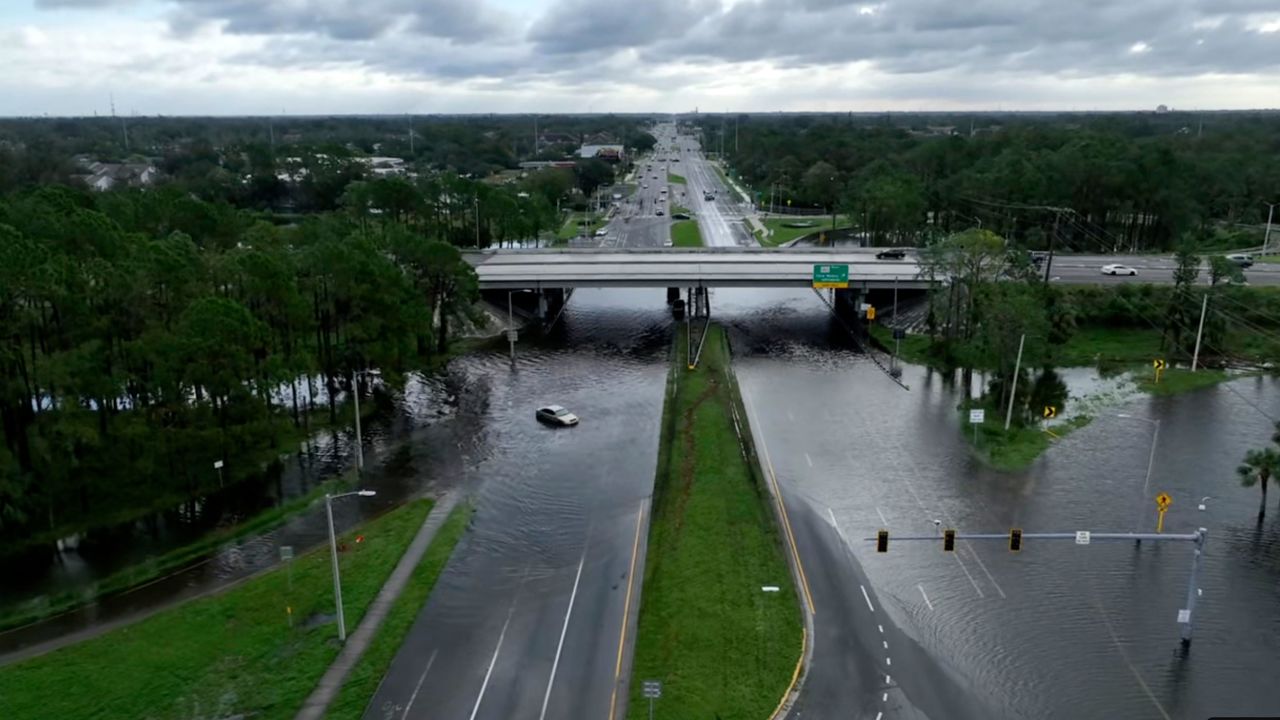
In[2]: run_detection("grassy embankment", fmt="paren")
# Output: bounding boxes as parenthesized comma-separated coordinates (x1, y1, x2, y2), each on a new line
(555, 211, 606, 242)
(709, 163, 751, 204)
(667, 172, 687, 185)
(326, 503, 472, 719)
(628, 325, 803, 719)
(758, 216, 852, 247)
(961, 403, 1092, 472)
(671, 219, 703, 247)
(0, 470, 359, 633)
(0, 499, 443, 720)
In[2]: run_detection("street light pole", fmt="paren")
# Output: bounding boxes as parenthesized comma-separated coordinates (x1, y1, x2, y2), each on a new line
(325, 489, 377, 642)
(1118, 413, 1160, 535)
(351, 370, 363, 473)
(474, 195, 480, 248)
(1004, 333, 1026, 431)
(1263, 202, 1275, 255)
(1191, 294, 1208, 372)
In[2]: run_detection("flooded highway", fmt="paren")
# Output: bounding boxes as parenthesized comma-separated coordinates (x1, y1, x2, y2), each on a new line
(4, 282, 1279, 720)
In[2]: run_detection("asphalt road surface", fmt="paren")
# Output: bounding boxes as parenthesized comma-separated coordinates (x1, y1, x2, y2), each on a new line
(676, 132, 755, 247)
(362, 295, 669, 720)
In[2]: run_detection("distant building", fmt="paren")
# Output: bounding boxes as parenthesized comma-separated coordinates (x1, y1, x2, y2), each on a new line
(1156, 104, 1170, 113)
(520, 160, 577, 170)
(577, 144, 625, 163)
(77, 161, 158, 191)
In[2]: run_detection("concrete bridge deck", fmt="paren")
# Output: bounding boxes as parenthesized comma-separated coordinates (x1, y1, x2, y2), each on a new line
(465, 248, 929, 290)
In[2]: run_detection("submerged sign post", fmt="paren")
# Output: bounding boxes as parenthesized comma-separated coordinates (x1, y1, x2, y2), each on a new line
(812, 264, 849, 289)
(968, 408, 985, 444)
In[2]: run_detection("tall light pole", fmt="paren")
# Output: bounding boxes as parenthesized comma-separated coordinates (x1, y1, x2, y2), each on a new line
(1264, 202, 1276, 256)
(351, 370, 364, 473)
(1117, 413, 1160, 534)
(1004, 333, 1026, 431)
(474, 195, 481, 248)
(326, 489, 377, 641)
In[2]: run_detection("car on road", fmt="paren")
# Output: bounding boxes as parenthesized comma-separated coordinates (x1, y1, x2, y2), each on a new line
(1225, 253, 1255, 268)
(535, 405, 579, 427)
(594, 228, 608, 237)
(1101, 263, 1137, 276)
(875, 249, 907, 260)
(672, 212, 691, 220)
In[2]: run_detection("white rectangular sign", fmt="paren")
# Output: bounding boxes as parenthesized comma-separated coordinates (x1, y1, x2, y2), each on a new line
(1075, 531, 1091, 545)
(968, 409, 985, 424)
(1177, 609, 1191, 624)
(213, 460, 224, 470)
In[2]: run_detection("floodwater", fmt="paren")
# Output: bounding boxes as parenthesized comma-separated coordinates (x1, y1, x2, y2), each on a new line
(3, 285, 1278, 720)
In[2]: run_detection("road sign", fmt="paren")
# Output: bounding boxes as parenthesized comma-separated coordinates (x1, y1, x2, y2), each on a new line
(642, 680, 663, 699)
(1043, 405, 1057, 419)
(213, 460, 224, 469)
(279, 545, 294, 561)
(1075, 531, 1091, 545)
(1177, 608, 1191, 624)
(1156, 493, 1172, 510)
(1152, 358, 1167, 370)
(812, 264, 849, 289)
(969, 409, 985, 424)
(506, 329, 518, 343)
(866, 306, 876, 321)
(892, 327, 906, 340)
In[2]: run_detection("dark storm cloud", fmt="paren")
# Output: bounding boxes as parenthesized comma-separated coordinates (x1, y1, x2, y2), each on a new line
(635, 0, 1280, 77)
(164, 0, 503, 43)
(527, 0, 719, 54)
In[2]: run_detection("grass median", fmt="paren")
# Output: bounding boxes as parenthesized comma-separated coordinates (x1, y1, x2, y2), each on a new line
(667, 172, 687, 185)
(628, 324, 803, 719)
(0, 499, 433, 720)
(326, 502, 471, 719)
(671, 219, 703, 247)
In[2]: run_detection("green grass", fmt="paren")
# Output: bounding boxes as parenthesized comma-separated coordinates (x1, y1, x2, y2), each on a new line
(1135, 367, 1236, 396)
(671, 220, 703, 247)
(326, 502, 472, 720)
(710, 164, 751, 204)
(0, 499, 434, 720)
(1053, 326, 1165, 367)
(868, 325, 934, 366)
(556, 212, 605, 241)
(964, 410, 1092, 471)
(671, 204, 691, 216)
(0, 471, 358, 633)
(1255, 255, 1280, 264)
(667, 172, 686, 185)
(628, 325, 803, 719)
(759, 217, 851, 247)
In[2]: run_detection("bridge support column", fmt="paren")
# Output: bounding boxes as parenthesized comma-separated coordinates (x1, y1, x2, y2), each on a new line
(666, 287, 680, 305)
(833, 288, 863, 325)
(537, 288, 566, 323)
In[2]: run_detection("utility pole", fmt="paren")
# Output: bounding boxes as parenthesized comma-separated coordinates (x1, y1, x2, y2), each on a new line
(1191, 294, 1208, 371)
(892, 276, 900, 371)
(1004, 333, 1026, 431)
(474, 195, 481, 248)
(408, 116, 415, 155)
(351, 370, 364, 472)
(1043, 211, 1060, 285)
(1264, 202, 1276, 255)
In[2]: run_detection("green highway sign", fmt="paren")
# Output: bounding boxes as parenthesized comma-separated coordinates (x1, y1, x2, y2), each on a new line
(812, 264, 849, 289)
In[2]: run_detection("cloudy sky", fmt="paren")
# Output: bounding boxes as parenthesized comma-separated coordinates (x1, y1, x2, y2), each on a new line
(3, 0, 1278, 115)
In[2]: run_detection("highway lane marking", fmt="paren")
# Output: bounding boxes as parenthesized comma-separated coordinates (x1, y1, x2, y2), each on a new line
(468, 576, 525, 720)
(538, 551, 586, 720)
(1089, 578, 1173, 720)
(878, 624, 884, 633)
(875, 506, 889, 526)
(804, 452, 813, 468)
(960, 544, 1007, 599)
(886, 657, 891, 666)
(400, 648, 438, 719)
(882, 640, 888, 649)
(741, 382, 816, 615)
(951, 552, 985, 598)
(876, 712, 883, 720)
(608, 502, 646, 720)
(917, 583, 935, 611)
(860, 584, 875, 613)
(886, 674, 892, 685)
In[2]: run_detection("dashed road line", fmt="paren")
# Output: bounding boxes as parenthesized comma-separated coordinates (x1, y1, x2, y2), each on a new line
(860, 585, 875, 613)
(804, 452, 813, 468)
(875, 506, 889, 526)
(400, 649, 438, 719)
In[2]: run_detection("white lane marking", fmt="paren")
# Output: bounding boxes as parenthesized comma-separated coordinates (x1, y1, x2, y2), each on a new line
(804, 452, 813, 468)
(886, 674, 892, 685)
(882, 640, 889, 649)
(878, 624, 884, 634)
(886, 657, 892, 666)
(951, 552, 986, 598)
(401, 649, 439, 719)
(918, 583, 935, 611)
(538, 553, 586, 720)
(961, 544, 1008, 599)
(860, 584, 875, 613)
(875, 506, 889, 526)
(876, 713, 883, 720)
(468, 605, 517, 720)
(826, 507, 839, 530)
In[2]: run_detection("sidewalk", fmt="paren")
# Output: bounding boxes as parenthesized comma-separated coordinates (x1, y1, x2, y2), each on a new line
(295, 490, 461, 720)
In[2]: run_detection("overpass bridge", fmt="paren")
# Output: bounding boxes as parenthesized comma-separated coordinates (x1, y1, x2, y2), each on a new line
(465, 248, 930, 291)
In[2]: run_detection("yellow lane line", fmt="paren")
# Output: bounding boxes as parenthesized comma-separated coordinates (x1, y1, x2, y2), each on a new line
(608, 501, 646, 720)
(743, 383, 816, 615)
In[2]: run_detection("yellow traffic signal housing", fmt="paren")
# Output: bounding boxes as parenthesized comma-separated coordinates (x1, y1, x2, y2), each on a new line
(876, 529, 889, 553)
(1009, 528, 1023, 552)
(943, 529, 956, 552)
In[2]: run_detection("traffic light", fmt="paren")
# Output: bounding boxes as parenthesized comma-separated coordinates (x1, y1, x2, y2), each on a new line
(943, 529, 956, 552)
(1009, 528, 1022, 552)
(876, 530, 889, 553)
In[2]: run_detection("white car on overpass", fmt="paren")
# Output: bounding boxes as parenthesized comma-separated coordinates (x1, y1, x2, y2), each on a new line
(1101, 263, 1137, 276)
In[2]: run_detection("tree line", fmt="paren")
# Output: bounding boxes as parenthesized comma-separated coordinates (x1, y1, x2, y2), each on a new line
(0, 175, 514, 555)
(704, 112, 1280, 251)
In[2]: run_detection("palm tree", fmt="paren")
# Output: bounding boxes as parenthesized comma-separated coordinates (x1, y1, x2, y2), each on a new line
(1237, 447, 1280, 507)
